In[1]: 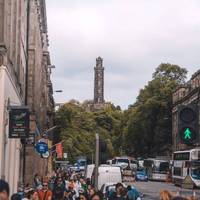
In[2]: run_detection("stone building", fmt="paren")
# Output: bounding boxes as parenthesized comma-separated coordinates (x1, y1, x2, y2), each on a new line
(25, 0, 54, 184)
(172, 70, 200, 151)
(0, 0, 28, 194)
(0, 0, 54, 192)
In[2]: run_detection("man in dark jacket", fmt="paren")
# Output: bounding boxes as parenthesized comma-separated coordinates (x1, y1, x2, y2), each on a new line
(109, 183, 126, 200)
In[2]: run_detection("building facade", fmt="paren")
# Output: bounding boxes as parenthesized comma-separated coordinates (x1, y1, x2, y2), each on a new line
(172, 70, 200, 151)
(0, 0, 54, 193)
(0, 0, 28, 194)
(25, 0, 54, 184)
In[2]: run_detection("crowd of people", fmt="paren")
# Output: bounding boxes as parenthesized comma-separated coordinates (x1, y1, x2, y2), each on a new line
(0, 169, 198, 200)
(0, 169, 140, 200)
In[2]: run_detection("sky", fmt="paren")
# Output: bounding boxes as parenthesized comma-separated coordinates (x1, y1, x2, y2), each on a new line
(46, 0, 200, 109)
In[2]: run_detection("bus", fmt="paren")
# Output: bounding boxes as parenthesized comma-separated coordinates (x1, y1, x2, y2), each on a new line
(172, 149, 200, 187)
(143, 159, 170, 181)
(111, 156, 138, 170)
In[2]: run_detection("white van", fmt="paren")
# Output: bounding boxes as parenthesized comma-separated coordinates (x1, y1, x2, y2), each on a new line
(98, 165, 122, 190)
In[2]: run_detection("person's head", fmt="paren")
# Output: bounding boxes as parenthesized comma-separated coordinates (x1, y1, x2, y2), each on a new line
(88, 187, 95, 197)
(11, 193, 21, 200)
(127, 185, 132, 191)
(91, 193, 102, 200)
(79, 193, 88, 200)
(115, 183, 124, 195)
(160, 190, 173, 200)
(42, 181, 49, 191)
(0, 180, 9, 200)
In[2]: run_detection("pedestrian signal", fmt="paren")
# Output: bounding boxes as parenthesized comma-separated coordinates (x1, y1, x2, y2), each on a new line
(178, 105, 198, 145)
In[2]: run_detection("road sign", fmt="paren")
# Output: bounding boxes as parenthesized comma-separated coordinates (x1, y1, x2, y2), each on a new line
(42, 151, 50, 159)
(9, 107, 30, 138)
(35, 141, 48, 154)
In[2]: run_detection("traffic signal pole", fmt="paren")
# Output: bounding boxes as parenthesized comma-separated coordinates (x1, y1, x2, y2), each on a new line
(94, 133, 99, 191)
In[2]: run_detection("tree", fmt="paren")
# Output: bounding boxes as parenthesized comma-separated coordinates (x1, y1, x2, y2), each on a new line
(123, 63, 187, 157)
(55, 102, 123, 163)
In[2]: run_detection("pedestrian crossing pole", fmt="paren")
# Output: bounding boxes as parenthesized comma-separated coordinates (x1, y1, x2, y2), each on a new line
(95, 133, 99, 191)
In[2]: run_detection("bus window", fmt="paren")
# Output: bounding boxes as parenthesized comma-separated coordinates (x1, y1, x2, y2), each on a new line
(191, 168, 200, 180)
(159, 162, 169, 173)
(173, 167, 182, 176)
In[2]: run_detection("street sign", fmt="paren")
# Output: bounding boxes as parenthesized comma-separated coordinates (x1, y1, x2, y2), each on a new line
(9, 107, 30, 138)
(42, 151, 50, 159)
(35, 141, 48, 154)
(63, 153, 68, 159)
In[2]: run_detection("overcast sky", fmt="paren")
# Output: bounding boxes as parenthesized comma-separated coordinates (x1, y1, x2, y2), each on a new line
(46, 0, 200, 109)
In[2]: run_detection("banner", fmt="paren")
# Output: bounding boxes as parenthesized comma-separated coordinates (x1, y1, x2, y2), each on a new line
(9, 107, 30, 138)
(56, 143, 63, 158)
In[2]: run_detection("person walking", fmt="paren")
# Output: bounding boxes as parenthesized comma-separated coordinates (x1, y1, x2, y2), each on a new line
(53, 177, 65, 200)
(0, 179, 9, 200)
(108, 183, 126, 200)
(37, 180, 52, 200)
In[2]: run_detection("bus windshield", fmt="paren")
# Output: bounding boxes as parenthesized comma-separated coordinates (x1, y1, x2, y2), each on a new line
(153, 161, 169, 173)
(191, 168, 200, 180)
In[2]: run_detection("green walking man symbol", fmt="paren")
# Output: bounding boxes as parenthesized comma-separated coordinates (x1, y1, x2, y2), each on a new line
(184, 128, 192, 140)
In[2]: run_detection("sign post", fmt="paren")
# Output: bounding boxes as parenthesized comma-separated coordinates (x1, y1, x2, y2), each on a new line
(9, 107, 30, 138)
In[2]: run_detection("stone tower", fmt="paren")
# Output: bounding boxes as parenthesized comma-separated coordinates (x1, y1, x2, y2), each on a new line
(94, 57, 104, 104)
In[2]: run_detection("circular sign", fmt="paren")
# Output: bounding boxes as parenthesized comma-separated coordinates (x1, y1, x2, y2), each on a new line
(42, 151, 50, 159)
(35, 142, 48, 154)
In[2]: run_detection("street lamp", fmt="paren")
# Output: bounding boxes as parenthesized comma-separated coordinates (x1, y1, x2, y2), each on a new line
(48, 65, 55, 69)
(54, 90, 63, 93)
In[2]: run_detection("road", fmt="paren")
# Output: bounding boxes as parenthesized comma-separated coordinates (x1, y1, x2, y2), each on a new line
(130, 181, 200, 200)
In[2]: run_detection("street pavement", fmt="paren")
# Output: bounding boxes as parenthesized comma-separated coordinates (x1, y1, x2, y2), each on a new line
(130, 181, 200, 200)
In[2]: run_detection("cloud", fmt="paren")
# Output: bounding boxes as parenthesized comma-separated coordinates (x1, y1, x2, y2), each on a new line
(46, 0, 200, 109)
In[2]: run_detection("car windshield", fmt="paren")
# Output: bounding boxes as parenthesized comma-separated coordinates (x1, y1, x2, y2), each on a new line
(191, 168, 200, 180)
(137, 171, 145, 175)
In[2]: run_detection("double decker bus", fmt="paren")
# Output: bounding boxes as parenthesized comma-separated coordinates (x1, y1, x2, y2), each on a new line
(172, 149, 200, 187)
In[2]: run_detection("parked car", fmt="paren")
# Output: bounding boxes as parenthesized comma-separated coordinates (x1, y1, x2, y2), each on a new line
(135, 170, 148, 181)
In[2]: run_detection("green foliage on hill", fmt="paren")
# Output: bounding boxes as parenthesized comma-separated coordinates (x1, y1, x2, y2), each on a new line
(55, 103, 123, 163)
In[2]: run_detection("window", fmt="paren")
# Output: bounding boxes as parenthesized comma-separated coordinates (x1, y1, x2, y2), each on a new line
(174, 152, 190, 161)
(173, 167, 182, 176)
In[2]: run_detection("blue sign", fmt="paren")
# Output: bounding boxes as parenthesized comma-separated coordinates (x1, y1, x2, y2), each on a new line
(35, 142, 48, 154)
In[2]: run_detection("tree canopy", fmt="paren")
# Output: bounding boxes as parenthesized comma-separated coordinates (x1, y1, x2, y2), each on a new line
(55, 102, 123, 163)
(123, 63, 187, 157)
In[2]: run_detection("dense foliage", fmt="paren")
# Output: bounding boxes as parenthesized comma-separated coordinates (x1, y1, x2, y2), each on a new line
(123, 63, 187, 157)
(55, 63, 188, 161)
(55, 102, 123, 163)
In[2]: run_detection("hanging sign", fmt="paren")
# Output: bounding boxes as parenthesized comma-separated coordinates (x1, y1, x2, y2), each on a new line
(9, 107, 30, 138)
(35, 141, 48, 154)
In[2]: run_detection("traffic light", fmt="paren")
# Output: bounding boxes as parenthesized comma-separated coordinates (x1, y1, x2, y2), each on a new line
(178, 104, 198, 145)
